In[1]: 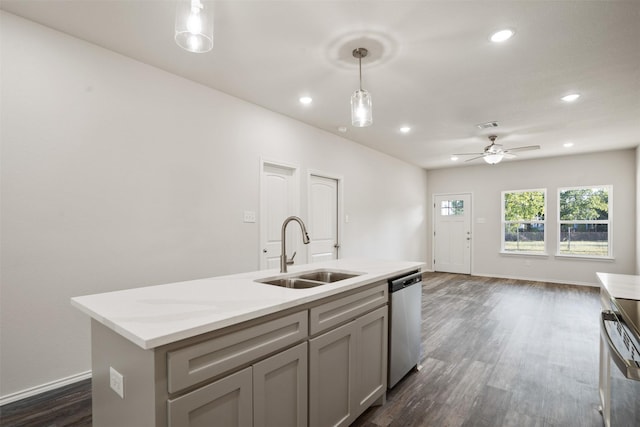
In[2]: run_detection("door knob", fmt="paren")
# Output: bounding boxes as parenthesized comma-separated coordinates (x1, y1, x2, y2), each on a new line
(262, 249, 267, 253)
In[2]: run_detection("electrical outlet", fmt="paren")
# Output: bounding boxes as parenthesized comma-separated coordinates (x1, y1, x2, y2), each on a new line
(243, 210, 256, 223)
(109, 367, 124, 399)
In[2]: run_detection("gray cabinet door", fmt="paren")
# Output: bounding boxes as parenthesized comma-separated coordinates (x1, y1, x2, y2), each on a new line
(253, 342, 308, 427)
(167, 311, 308, 393)
(308, 321, 356, 427)
(167, 367, 252, 427)
(354, 306, 388, 412)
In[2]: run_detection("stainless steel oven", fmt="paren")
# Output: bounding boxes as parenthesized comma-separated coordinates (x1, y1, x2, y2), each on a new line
(599, 297, 640, 427)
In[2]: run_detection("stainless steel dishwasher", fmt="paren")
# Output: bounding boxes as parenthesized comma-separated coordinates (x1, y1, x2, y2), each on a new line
(388, 270, 422, 388)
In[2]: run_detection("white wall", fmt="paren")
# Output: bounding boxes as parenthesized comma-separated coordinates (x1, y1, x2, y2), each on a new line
(0, 12, 428, 400)
(636, 146, 640, 274)
(427, 149, 636, 285)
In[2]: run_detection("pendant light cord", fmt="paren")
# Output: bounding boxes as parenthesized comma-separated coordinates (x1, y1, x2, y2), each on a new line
(358, 56, 363, 91)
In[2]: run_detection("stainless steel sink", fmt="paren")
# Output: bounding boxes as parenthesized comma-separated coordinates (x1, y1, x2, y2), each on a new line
(258, 278, 326, 289)
(256, 269, 363, 289)
(297, 270, 361, 283)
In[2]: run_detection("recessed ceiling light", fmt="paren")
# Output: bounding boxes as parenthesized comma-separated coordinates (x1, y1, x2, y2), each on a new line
(400, 126, 411, 134)
(490, 29, 514, 43)
(450, 156, 459, 161)
(561, 93, 580, 102)
(299, 96, 313, 105)
(563, 142, 574, 148)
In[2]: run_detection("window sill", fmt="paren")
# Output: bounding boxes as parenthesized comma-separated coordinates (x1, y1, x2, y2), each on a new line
(554, 254, 615, 262)
(499, 251, 549, 258)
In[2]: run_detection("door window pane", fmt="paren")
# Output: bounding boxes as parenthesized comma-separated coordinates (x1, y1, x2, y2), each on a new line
(440, 200, 464, 216)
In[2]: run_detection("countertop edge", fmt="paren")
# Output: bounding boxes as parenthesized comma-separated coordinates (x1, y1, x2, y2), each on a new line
(72, 259, 425, 350)
(596, 272, 640, 301)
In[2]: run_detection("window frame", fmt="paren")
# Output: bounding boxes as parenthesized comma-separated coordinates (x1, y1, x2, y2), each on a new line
(501, 188, 547, 256)
(556, 185, 613, 259)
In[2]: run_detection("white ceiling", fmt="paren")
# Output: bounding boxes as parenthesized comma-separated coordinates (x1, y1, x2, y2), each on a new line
(2, 0, 639, 169)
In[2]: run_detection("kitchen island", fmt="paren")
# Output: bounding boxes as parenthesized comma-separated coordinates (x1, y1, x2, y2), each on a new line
(72, 258, 424, 427)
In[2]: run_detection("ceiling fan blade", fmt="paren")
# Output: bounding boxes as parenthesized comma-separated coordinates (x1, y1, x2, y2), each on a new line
(452, 152, 484, 156)
(464, 155, 485, 162)
(504, 145, 540, 153)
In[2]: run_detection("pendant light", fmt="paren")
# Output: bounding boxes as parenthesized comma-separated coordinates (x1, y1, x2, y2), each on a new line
(351, 48, 372, 127)
(175, 0, 213, 53)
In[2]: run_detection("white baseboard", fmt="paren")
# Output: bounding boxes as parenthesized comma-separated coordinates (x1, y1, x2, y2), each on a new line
(0, 371, 92, 406)
(470, 272, 599, 288)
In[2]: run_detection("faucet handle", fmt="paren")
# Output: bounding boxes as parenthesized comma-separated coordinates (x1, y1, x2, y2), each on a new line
(287, 251, 297, 265)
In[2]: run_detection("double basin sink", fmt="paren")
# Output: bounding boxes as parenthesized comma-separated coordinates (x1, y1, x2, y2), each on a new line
(256, 269, 362, 289)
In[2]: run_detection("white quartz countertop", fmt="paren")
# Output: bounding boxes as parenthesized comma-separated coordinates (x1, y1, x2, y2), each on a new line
(596, 272, 640, 301)
(72, 258, 425, 350)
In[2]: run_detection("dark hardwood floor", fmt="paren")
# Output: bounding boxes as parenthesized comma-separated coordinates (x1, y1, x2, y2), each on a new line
(353, 272, 603, 427)
(0, 379, 91, 427)
(0, 273, 603, 427)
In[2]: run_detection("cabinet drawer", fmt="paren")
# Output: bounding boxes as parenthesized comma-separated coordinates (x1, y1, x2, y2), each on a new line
(167, 367, 252, 427)
(310, 284, 387, 335)
(167, 311, 308, 393)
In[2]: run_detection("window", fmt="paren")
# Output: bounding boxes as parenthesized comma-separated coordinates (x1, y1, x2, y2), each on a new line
(440, 199, 464, 216)
(558, 186, 611, 257)
(502, 189, 546, 254)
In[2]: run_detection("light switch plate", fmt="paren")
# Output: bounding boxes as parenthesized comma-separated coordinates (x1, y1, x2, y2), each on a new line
(243, 211, 256, 223)
(109, 366, 124, 399)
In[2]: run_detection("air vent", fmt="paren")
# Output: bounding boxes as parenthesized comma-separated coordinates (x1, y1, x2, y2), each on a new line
(476, 121, 499, 129)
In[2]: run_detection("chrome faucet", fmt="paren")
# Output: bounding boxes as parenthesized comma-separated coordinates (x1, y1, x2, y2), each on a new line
(280, 216, 310, 273)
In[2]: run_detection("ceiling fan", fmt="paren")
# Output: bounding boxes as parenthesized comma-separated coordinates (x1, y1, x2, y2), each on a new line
(453, 135, 540, 164)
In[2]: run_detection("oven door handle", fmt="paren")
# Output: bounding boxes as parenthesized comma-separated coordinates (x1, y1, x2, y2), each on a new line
(600, 311, 640, 381)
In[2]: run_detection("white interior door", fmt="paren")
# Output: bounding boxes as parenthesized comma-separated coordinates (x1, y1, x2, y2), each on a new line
(260, 162, 299, 270)
(308, 175, 339, 263)
(433, 193, 471, 274)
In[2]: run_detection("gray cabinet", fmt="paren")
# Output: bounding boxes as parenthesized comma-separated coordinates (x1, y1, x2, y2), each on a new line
(168, 340, 308, 427)
(167, 311, 308, 393)
(309, 320, 356, 427)
(354, 306, 388, 413)
(90, 282, 389, 427)
(309, 303, 388, 427)
(167, 367, 252, 427)
(254, 342, 308, 427)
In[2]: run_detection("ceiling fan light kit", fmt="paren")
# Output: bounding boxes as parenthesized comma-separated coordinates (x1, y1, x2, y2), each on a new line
(453, 134, 540, 165)
(175, 0, 213, 53)
(483, 153, 504, 164)
(351, 47, 373, 127)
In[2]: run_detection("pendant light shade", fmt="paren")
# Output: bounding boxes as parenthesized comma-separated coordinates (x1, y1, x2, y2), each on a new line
(351, 48, 372, 127)
(351, 89, 373, 127)
(175, 0, 213, 53)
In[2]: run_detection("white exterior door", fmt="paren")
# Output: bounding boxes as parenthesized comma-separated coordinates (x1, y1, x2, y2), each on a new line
(433, 193, 471, 274)
(260, 162, 299, 270)
(308, 174, 339, 263)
